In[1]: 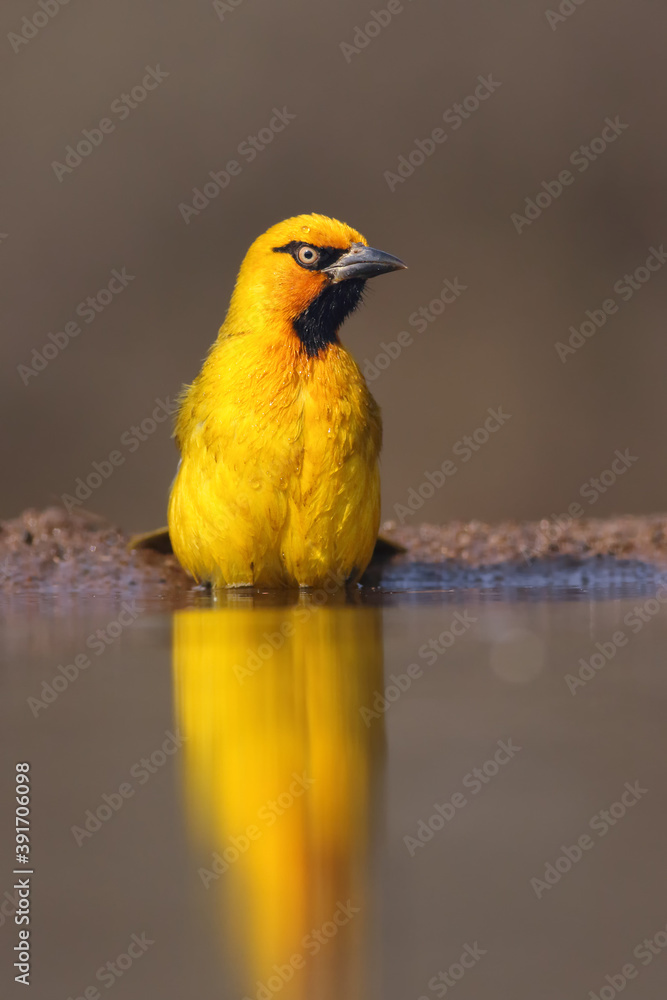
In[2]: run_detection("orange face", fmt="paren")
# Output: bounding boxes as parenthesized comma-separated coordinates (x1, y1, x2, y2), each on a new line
(247, 214, 369, 320)
(226, 215, 406, 351)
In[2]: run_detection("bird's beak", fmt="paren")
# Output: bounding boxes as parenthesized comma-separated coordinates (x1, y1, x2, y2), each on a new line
(322, 242, 408, 283)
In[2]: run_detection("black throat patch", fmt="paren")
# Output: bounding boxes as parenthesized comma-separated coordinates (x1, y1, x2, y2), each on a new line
(292, 280, 366, 357)
(272, 241, 366, 357)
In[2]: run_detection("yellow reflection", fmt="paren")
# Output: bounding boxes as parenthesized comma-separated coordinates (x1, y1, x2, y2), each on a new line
(173, 594, 384, 1000)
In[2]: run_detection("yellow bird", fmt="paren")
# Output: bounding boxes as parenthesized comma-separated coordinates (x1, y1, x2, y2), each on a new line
(168, 213, 406, 589)
(172, 598, 384, 997)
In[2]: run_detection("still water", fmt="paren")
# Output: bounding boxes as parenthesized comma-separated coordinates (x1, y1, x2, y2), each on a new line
(2, 577, 667, 999)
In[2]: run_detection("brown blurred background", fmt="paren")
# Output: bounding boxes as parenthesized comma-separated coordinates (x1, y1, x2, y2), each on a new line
(2, 0, 666, 533)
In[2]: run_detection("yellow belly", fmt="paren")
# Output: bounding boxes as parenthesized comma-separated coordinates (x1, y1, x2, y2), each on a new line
(167, 337, 381, 588)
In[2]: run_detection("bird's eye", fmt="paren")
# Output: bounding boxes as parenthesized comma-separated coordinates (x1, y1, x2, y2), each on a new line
(296, 245, 320, 267)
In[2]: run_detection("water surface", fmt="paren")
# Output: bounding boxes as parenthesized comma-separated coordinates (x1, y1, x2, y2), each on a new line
(2, 579, 667, 999)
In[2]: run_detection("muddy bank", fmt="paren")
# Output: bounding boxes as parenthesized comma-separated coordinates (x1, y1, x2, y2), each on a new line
(2, 507, 667, 596)
(0, 508, 189, 596)
(379, 514, 667, 567)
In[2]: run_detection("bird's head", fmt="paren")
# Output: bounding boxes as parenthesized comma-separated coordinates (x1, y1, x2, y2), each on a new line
(225, 214, 407, 356)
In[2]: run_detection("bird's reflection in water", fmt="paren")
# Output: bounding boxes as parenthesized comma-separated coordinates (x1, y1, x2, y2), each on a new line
(173, 592, 384, 1000)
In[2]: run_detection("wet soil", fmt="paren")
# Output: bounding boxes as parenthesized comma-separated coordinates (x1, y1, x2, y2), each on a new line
(2, 507, 667, 595)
